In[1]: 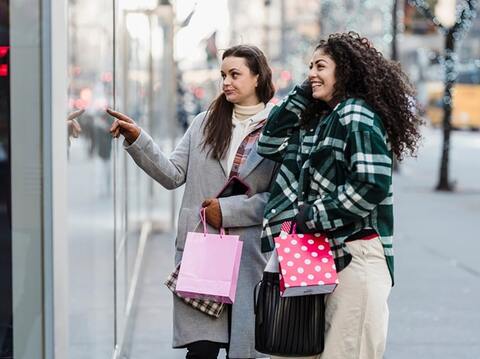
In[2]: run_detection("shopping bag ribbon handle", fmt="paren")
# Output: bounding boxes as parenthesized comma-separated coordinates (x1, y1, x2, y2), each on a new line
(291, 222, 297, 234)
(199, 208, 225, 237)
(281, 221, 296, 234)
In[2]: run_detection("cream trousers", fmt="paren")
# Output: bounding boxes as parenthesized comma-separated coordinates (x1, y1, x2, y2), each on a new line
(271, 238, 392, 359)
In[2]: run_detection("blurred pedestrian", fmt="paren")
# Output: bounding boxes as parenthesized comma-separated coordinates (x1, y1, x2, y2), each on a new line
(107, 44, 276, 359)
(258, 32, 423, 359)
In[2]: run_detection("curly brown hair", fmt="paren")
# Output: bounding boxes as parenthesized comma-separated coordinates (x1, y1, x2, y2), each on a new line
(306, 32, 423, 160)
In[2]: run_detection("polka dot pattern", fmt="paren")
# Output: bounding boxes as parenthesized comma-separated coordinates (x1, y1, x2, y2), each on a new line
(274, 230, 338, 295)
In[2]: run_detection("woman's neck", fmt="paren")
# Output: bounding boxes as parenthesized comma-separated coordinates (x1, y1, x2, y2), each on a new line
(233, 102, 265, 121)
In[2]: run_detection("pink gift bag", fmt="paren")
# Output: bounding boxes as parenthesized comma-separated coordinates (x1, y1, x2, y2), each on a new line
(274, 223, 338, 297)
(176, 209, 243, 304)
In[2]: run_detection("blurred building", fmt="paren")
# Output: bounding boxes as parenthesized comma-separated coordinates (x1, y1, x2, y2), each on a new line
(459, 8, 480, 62)
(319, 0, 394, 56)
(227, 0, 321, 99)
(400, 0, 480, 127)
(229, 0, 320, 62)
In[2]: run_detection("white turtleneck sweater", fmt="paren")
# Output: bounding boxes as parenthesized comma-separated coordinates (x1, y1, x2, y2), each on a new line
(223, 102, 268, 175)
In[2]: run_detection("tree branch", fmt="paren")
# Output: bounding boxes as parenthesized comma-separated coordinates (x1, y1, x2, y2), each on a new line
(407, 0, 445, 30)
(452, 0, 478, 36)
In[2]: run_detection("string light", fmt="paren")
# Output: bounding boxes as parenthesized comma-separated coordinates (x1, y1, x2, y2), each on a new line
(408, 0, 478, 191)
(407, 0, 477, 89)
(407, 0, 478, 37)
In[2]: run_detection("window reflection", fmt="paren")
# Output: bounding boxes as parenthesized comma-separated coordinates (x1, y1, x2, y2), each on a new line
(66, 1, 167, 357)
(0, 0, 12, 357)
(67, 1, 115, 357)
(67, 109, 83, 150)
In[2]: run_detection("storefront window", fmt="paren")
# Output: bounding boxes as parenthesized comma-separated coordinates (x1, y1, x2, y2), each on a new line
(66, 1, 166, 356)
(66, 1, 116, 357)
(0, 0, 12, 357)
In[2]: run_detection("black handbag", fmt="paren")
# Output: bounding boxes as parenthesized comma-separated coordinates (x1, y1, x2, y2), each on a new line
(254, 271, 325, 357)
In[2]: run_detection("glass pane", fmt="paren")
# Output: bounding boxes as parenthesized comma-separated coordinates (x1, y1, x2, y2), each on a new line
(0, 0, 13, 356)
(116, 4, 155, 294)
(66, 1, 116, 357)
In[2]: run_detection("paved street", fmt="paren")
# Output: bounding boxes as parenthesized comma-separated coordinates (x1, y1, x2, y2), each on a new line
(385, 128, 480, 359)
(129, 127, 480, 359)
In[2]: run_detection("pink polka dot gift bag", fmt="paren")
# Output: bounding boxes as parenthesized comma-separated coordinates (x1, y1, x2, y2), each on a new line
(275, 223, 338, 297)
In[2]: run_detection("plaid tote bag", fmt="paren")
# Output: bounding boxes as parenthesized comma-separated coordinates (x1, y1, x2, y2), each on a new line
(165, 262, 225, 318)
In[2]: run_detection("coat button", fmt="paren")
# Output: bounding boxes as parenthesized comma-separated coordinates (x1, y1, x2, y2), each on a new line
(271, 209, 276, 214)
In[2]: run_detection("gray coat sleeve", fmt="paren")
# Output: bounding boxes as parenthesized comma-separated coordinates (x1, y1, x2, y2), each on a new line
(218, 192, 270, 228)
(124, 123, 193, 190)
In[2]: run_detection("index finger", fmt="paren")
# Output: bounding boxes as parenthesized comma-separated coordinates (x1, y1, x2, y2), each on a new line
(71, 119, 82, 133)
(106, 108, 134, 124)
(67, 109, 85, 122)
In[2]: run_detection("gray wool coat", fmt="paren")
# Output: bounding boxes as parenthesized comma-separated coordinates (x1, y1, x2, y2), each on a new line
(124, 111, 276, 358)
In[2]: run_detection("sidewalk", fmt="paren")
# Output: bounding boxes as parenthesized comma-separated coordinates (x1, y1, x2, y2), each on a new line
(130, 128, 480, 359)
(385, 128, 480, 358)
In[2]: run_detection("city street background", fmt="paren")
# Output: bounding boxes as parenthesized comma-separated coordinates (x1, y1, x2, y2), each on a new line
(66, 0, 480, 358)
(3, 0, 478, 358)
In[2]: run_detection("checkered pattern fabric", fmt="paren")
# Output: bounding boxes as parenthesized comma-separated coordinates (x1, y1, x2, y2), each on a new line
(165, 263, 225, 318)
(257, 86, 394, 282)
(229, 120, 265, 178)
(280, 221, 292, 233)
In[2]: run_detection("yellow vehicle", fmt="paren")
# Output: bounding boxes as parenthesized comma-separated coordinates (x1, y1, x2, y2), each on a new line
(426, 70, 480, 130)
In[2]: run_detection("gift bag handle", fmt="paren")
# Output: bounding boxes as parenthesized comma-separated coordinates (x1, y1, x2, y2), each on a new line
(281, 220, 296, 234)
(200, 208, 226, 237)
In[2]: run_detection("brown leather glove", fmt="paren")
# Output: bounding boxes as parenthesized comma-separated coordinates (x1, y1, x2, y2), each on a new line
(201, 198, 222, 229)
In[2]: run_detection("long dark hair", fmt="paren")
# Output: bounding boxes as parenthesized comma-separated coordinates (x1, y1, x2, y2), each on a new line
(202, 45, 275, 160)
(305, 32, 423, 160)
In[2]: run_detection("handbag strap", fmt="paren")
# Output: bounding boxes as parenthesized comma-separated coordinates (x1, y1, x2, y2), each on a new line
(291, 222, 297, 234)
(253, 280, 262, 315)
(199, 208, 225, 237)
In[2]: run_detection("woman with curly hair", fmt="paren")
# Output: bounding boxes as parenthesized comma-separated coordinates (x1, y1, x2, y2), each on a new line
(258, 32, 422, 359)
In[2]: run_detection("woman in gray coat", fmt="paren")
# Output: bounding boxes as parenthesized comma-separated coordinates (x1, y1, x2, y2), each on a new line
(107, 45, 276, 359)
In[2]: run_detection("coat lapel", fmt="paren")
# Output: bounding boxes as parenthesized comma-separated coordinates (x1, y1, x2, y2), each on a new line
(218, 157, 228, 177)
(238, 141, 264, 179)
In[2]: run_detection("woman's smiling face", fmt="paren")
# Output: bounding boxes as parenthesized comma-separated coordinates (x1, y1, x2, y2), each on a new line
(308, 49, 337, 105)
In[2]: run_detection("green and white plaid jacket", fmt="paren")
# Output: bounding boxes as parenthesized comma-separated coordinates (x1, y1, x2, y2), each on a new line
(258, 86, 394, 282)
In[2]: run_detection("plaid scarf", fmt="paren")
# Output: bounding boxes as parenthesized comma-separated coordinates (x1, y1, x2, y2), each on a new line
(228, 120, 266, 178)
